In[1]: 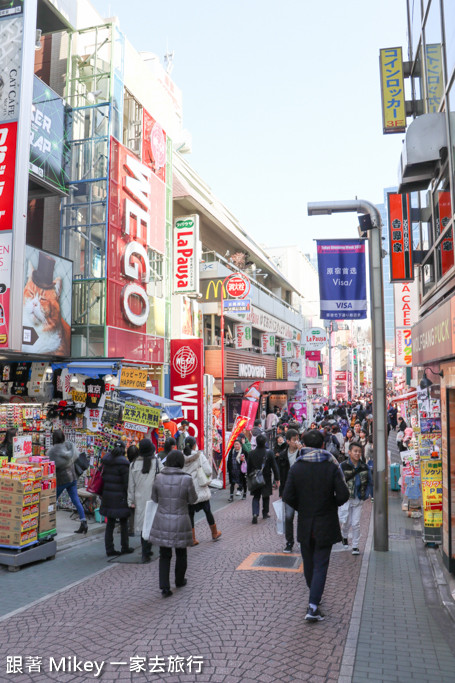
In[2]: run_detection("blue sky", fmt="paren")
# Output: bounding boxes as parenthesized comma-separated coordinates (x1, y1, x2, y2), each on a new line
(92, 0, 408, 256)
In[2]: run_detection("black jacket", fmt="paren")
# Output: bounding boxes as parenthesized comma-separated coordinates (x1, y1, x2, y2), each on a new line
(283, 455, 349, 547)
(277, 445, 300, 496)
(247, 446, 279, 497)
(100, 451, 131, 519)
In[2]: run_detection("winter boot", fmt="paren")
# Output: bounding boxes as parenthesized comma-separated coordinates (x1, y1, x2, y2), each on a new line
(210, 524, 222, 541)
(191, 528, 199, 546)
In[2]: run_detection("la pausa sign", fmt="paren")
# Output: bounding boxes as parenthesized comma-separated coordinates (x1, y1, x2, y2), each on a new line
(173, 215, 199, 294)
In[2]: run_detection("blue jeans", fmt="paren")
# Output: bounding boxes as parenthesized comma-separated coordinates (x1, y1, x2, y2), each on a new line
(57, 480, 86, 521)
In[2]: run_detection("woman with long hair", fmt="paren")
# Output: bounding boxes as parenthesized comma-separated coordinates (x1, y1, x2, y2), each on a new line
(128, 438, 163, 563)
(100, 442, 133, 557)
(183, 436, 221, 545)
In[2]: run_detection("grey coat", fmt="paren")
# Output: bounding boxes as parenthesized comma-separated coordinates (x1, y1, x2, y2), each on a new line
(149, 467, 197, 548)
(47, 442, 79, 486)
(127, 456, 163, 536)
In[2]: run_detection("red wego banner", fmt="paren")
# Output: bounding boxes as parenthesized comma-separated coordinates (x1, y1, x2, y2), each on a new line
(107, 137, 166, 361)
(437, 191, 454, 276)
(240, 381, 261, 430)
(0, 122, 17, 231)
(170, 339, 204, 449)
(388, 192, 413, 282)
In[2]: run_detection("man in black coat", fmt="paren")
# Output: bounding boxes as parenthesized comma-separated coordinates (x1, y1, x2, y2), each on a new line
(283, 429, 349, 622)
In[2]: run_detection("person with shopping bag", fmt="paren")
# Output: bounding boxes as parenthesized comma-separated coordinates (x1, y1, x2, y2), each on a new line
(183, 436, 222, 545)
(127, 438, 163, 563)
(149, 450, 197, 597)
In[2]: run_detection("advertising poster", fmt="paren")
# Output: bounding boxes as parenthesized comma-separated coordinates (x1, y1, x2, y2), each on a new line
(240, 381, 261, 430)
(21, 246, 72, 356)
(420, 459, 443, 528)
(420, 417, 441, 434)
(29, 76, 70, 194)
(287, 359, 301, 381)
(234, 324, 252, 349)
(0, 122, 17, 231)
(0, 231, 11, 347)
(280, 340, 293, 358)
(288, 400, 307, 422)
(261, 333, 275, 354)
(173, 215, 199, 295)
(317, 240, 367, 319)
(388, 193, 413, 282)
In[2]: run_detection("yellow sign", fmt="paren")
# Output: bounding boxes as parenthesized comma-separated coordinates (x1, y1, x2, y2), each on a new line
(380, 47, 406, 134)
(119, 367, 147, 389)
(123, 402, 160, 428)
(72, 390, 87, 403)
(420, 459, 443, 528)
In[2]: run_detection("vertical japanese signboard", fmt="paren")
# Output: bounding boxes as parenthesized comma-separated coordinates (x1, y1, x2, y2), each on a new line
(234, 324, 252, 349)
(261, 333, 275, 354)
(173, 215, 199, 294)
(425, 44, 443, 114)
(317, 240, 367, 319)
(170, 338, 204, 449)
(280, 340, 293, 358)
(388, 193, 413, 282)
(379, 47, 406, 134)
(437, 191, 454, 276)
(394, 280, 418, 366)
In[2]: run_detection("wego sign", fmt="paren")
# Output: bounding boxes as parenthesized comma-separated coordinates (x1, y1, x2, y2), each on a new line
(170, 339, 204, 448)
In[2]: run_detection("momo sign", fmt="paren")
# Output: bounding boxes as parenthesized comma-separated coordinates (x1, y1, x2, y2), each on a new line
(173, 215, 199, 294)
(170, 339, 204, 448)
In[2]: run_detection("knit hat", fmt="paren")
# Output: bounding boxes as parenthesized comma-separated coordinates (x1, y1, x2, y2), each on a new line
(138, 438, 155, 458)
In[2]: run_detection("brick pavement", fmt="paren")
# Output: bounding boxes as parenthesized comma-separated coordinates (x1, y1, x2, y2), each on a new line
(0, 490, 372, 682)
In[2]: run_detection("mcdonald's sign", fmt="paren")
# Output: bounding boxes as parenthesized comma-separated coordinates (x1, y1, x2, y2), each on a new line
(201, 278, 227, 302)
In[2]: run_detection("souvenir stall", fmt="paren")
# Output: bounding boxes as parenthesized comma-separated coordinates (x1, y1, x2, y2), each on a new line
(0, 359, 183, 570)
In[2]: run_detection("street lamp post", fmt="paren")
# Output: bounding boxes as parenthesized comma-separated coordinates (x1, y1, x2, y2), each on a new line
(307, 199, 388, 552)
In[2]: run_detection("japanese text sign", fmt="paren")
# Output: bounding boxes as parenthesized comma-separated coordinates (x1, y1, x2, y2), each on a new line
(380, 47, 406, 134)
(0, 122, 17, 231)
(317, 240, 367, 319)
(122, 402, 160, 429)
(173, 215, 199, 294)
(420, 459, 442, 528)
(388, 193, 413, 282)
(119, 367, 147, 389)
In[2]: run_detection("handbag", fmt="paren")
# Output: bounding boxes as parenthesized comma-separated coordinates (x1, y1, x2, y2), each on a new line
(74, 452, 89, 478)
(247, 454, 267, 492)
(142, 499, 159, 540)
(86, 466, 104, 495)
(240, 460, 247, 474)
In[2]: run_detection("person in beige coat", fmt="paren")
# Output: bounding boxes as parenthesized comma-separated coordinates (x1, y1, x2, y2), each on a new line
(149, 450, 197, 597)
(183, 436, 221, 545)
(127, 438, 163, 563)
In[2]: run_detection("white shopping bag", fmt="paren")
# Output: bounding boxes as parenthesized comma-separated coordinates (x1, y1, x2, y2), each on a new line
(272, 499, 285, 535)
(338, 500, 350, 526)
(142, 499, 158, 540)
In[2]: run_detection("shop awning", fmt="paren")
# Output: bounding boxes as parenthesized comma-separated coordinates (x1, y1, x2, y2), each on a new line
(51, 360, 120, 378)
(119, 389, 183, 420)
(393, 390, 417, 403)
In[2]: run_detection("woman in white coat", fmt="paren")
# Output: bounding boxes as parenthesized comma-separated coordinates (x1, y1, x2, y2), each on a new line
(127, 438, 163, 563)
(183, 436, 221, 545)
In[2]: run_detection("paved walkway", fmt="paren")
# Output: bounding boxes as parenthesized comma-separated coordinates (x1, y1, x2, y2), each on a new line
(0, 438, 454, 682)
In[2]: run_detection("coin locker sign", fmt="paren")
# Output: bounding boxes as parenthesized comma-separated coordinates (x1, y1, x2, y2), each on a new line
(122, 402, 160, 429)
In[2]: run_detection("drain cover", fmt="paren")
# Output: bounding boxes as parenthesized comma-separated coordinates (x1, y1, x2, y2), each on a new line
(252, 554, 301, 569)
(236, 552, 303, 572)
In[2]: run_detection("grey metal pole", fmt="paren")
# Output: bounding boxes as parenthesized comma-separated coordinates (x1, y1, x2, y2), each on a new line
(307, 200, 388, 552)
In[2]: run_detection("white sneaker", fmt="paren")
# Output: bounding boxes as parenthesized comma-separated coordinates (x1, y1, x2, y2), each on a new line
(352, 548, 360, 555)
(236, 490, 242, 496)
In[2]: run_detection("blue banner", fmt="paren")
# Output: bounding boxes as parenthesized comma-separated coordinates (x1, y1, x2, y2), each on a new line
(317, 239, 367, 319)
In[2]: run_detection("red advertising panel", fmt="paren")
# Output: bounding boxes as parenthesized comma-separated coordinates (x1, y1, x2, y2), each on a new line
(170, 339, 204, 449)
(240, 381, 261, 430)
(437, 191, 454, 276)
(388, 192, 413, 281)
(142, 108, 166, 183)
(305, 350, 321, 362)
(335, 371, 347, 381)
(0, 122, 17, 231)
(107, 137, 166, 361)
(0, 232, 11, 347)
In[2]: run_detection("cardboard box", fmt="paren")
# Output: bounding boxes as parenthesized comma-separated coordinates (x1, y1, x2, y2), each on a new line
(0, 478, 41, 495)
(39, 511, 56, 533)
(0, 504, 39, 522)
(0, 515, 38, 533)
(0, 528, 37, 547)
(0, 490, 40, 507)
(39, 498, 56, 515)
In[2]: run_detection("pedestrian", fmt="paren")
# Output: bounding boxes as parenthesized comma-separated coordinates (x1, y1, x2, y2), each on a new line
(388, 404, 398, 430)
(0, 427, 17, 462)
(176, 420, 190, 450)
(247, 433, 280, 524)
(160, 436, 177, 462)
(127, 438, 163, 563)
(227, 438, 247, 501)
(239, 432, 251, 454)
(265, 409, 279, 432)
(339, 442, 372, 555)
(47, 429, 87, 535)
(277, 428, 301, 553)
(183, 436, 222, 544)
(397, 415, 407, 433)
(282, 429, 349, 622)
(100, 442, 133, 557)
(126, 444, 139, 537)
(149, 450, 197, 597)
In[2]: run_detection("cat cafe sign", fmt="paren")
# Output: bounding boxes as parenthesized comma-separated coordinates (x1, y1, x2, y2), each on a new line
(173, 215, 199, 294)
